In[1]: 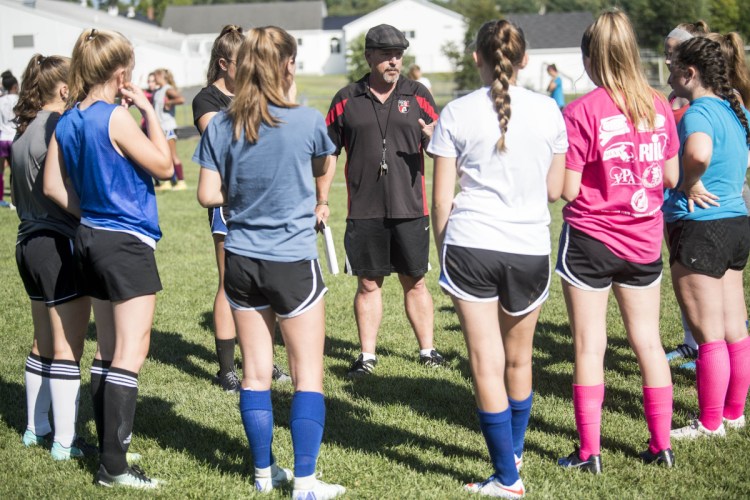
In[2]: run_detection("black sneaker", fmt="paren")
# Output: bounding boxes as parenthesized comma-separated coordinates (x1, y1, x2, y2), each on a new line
(347, 354, 377, 377)
(95, 464, 162, 489)
(557, 446, 602, 474)
(640, 447, 675, 467)
(666, 343, 698, 361)
(214, 370, 241, 393)
(272, 364, 292, 383)
(419, 349, 445, 367)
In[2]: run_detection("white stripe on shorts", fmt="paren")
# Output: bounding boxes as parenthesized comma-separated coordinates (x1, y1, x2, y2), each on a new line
(555, 223, 611, 292)
(278, 260, 328, 319)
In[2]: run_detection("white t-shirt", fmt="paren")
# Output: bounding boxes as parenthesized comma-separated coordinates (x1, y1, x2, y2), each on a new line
(153, 85, 177, 132)
(427, 85, 568, 255)
(0, 93, 19, 141)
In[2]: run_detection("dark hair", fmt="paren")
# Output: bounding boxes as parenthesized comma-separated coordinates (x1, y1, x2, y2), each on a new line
(548, 64, 557, 72)
(207, 25, 245, 85)
(13, 55, 70, 136)
(705, 32, 750, 107)
(2, 70, 18, 91)
(673, 37, 750, 146)
(475, 19, 526, 152)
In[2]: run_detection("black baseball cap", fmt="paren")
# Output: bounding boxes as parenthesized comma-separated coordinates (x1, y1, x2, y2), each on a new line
(365, 24, 409, 50)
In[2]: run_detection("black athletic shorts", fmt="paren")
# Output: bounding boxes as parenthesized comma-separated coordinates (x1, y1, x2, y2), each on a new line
(667, 216, 750, 278)
(208, 206, 229, 236)
(344, 216, 430, 277)
(555, 223, 662, 291)
(16, 230, 81, 305)
(224, 251, 327, 318)
(74, 225, 162, 302)
(439, 244, 550, 315)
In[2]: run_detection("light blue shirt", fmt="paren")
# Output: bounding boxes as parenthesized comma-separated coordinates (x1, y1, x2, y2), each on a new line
(194, 106, 335, 261)
(551, 76, 565, 108)
(663, 97, 750, 222)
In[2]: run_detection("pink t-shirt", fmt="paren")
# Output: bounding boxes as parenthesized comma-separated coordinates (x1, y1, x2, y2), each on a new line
(562, 87, 679, 263)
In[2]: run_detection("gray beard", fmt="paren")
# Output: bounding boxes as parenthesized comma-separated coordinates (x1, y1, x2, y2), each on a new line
(383, 72, 400, 84)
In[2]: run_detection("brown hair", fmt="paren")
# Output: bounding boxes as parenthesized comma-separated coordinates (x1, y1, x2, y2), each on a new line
(228, 26, 297, 142)
(68, 29, 133, 107)
(475, 19, 526, 152)
(672, 37, 750, 146)
(207, 25, 245, 85)
(582, 10, 660, 130)
(705, 32, 750, 107)
(13, 54, 70, 136)
(154, 68, 178, 90)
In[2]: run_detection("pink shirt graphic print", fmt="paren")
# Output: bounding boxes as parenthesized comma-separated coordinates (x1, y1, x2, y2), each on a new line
(562, 87, 679, 263)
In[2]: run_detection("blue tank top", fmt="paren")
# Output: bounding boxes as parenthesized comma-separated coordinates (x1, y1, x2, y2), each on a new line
(55, 101, 161, 242)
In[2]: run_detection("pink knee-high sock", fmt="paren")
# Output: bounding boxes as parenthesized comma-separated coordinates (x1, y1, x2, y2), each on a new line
(573, 384, 604, 460)
(697, 340, 730, 430)
(724, 336, 750, 420)
(643, 385, 672, 454)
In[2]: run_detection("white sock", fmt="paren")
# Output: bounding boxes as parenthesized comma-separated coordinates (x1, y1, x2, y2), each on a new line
(681, 313, 698, 350)
(255, 465, 272, 479)
(361, 352, 377, 362)
(49, 360, 81, 448)
(294, 473, 316, 490)
(25, 354, 52, 435)
(419, 348, 434, 356)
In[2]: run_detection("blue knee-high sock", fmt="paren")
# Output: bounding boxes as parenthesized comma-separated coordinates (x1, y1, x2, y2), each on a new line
(240, 389, 274, 469)
(508, 392, 533, 458)
(290, 391, 325, 478)
(477, 408, 519, 486)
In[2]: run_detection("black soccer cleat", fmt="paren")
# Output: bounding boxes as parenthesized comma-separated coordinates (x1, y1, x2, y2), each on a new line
(640, 447, 675, 467)
(213, 370, 241, 393)
(419, 349, 445, 367)
(347, 354, 377, 378)
(557, 446, 603, 474)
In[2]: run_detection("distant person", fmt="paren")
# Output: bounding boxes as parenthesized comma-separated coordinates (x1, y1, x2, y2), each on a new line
(546, 64, 565, 109)
(153, 68, 186, 191)
(191, 24, 292, 391)
(665, 36, 750, 440)
(0, 70, 19, 208)
(44, 28, 173, 488)
(407, 63, 431, 93)
(195, 26, 345, 499)
(555, 10, 679, 473)
(322, 24, 444, 377)
(430, 19, 566, 497)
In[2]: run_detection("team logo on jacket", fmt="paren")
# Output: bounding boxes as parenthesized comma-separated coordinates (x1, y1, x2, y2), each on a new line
(398, 99, 410, 113)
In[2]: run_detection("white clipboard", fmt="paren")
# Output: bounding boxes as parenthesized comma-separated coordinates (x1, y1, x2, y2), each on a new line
(319, 222, 339, 275)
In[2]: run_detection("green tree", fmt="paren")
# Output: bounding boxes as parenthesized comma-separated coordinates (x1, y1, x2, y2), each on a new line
(708, 0, 740, 35)
(345, 33, 415, 83)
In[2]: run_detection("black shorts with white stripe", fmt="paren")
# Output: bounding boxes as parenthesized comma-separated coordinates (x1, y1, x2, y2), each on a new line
(555, 222, 662, 291)
(16, 230, 82, 305)
(224, 251, 327, 318)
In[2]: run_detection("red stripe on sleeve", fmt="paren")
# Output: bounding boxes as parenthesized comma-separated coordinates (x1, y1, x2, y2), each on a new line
(325, 98, 348, 126)
(415, 95, 438, 121)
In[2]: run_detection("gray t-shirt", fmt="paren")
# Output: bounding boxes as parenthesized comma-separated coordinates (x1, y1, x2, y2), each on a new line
(11, 110, 79, 242)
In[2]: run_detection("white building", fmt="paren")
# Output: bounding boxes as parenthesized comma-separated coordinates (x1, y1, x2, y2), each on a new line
(0, 0, 204, 87)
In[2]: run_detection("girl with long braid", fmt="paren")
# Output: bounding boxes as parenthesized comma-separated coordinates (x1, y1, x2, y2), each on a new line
(555, 10, 680, 472)
(430, 20, 567, 497)
(665, 36, 750, 439)
(195, 26, 344, 499)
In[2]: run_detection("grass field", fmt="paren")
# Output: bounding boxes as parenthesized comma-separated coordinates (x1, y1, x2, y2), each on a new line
(1, 121, 750, 499)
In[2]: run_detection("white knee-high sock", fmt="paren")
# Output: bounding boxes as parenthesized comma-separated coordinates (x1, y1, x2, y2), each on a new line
(49, 360, 81, 447)
(25, 354, 52, 435)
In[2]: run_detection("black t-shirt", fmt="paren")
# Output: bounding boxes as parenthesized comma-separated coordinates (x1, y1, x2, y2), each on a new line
(192, 84, 232, 130)
(326, 75, 438, 219)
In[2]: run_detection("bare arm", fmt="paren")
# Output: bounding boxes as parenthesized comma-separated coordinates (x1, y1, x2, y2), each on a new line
(196, 111, 218, 135)
(111, 83, 173, 180)
(165, 87, 185, 108)
(196, 168, 225, 208)
(662, 155, 679, 189)
(432, 155, 457, 252)
(314, 155, 337, 227)
(561, 168, 582, 202)
(43, 132, 81, 217)
(546, 153, 566, 202)
(680, 132, 719, 211)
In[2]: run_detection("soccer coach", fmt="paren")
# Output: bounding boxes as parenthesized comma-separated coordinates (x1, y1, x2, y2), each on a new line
(317, 24, 444, 377)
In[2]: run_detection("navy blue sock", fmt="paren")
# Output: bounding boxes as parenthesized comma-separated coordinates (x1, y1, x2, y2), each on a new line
(290, 391, 325, 478)
(508, 392, 533, 458)
(239, 389, 274, 469)
(477, 408, 519, 486)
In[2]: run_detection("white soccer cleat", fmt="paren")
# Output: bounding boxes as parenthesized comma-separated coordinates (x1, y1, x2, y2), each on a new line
(464, 476, 525, 498)
(670, 419, 726, 439)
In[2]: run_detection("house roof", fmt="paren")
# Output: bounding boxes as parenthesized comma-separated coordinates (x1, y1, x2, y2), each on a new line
(507, 11, 594, 50)
(323, 15, 362, 31)
(161, 1, 328, 35)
